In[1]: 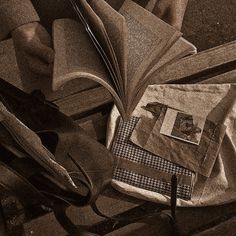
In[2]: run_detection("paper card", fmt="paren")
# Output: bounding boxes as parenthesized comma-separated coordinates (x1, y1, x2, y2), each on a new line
(160, 108, 206, 145)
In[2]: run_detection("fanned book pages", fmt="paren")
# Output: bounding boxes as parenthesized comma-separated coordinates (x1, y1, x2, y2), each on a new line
(52, 0, 196, 120)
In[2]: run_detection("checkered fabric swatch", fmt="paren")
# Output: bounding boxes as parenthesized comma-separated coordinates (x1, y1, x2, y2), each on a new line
(112, 117, 194, 200)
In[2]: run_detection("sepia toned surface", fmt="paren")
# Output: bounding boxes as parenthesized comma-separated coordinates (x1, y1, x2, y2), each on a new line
(0, 1, 236, 236)
(1, 44, 236, 236)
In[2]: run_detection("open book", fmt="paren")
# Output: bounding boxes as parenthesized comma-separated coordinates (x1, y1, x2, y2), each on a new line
(52, 0, 196, 120)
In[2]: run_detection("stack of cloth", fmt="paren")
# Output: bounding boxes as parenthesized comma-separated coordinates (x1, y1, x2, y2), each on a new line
(107, 84, 236, 207)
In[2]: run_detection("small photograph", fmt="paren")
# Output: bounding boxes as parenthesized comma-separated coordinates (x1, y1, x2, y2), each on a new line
(160, 108, 206, 145)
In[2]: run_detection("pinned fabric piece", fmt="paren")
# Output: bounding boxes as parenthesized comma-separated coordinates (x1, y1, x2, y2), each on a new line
(112, 116, 194, 200)
(130, 102, 226, 177)
(107, 84, 236, 206)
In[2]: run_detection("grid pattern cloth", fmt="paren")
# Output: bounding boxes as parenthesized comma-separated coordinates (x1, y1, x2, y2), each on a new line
(112, 116, 194, 200)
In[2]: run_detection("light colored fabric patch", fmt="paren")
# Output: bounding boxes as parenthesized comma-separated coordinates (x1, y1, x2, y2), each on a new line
(130, 102, 226, 177)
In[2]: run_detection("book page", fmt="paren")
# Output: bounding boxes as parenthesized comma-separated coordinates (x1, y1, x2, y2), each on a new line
(89, 0, 128, 98)
(119, 0, 181, 110)
(148, 38, 197, 82)
(136, 38, 197, 92)
(105, 0, 124, 10)
(77, 0, 122, 96)
(128, 38, 197, 115)
(52, 19, 125, 118)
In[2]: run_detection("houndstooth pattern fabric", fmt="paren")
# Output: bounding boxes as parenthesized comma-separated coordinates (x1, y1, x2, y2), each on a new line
(112, 116, 194, 200)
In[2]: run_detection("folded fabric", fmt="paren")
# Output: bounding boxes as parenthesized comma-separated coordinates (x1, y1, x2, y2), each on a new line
(130, 102, 226, 177)
(112, 116, 194, 200)
(107, 84, 236, 207)
(0, 101, 77, 191)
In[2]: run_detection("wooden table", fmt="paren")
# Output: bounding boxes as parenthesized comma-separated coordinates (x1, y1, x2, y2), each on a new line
(1, 39, 236, 236)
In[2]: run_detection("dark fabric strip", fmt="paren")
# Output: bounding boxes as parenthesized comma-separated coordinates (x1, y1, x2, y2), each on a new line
(116, 157, 193, 186)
